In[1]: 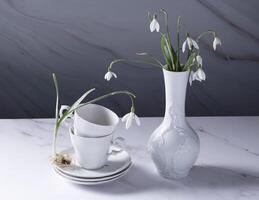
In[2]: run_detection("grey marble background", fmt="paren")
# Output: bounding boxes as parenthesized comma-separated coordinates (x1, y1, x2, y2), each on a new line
(0, 0, 258, 118)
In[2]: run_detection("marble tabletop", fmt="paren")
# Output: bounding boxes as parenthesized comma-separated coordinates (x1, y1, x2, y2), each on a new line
(1, 117, 259, 200)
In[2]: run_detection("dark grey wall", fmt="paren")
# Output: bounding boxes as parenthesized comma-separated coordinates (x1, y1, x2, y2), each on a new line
(0, 0, 259, 118)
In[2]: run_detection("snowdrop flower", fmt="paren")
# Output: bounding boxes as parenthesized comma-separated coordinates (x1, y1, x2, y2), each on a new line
(182, 37, 199, 53)
(104, 71, 117, 81)
(196, 55, 202, 67)
(122, 111, 140, 129)
(189, 68, 206, 85)
(150, 15, 160, 32)
(213, 36, 221, 51)
(194, 68, 206, 82)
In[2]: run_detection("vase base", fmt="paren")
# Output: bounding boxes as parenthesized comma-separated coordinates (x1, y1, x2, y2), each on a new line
(157, 169, 189, 180)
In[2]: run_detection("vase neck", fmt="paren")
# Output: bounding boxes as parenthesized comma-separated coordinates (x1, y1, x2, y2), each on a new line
(163, 70, 189, 118)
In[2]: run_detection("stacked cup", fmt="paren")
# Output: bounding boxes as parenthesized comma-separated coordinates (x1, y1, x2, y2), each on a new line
(68, 104, 120, 169)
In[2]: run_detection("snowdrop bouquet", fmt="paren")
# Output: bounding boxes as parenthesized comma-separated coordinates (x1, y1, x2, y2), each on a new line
(51, 74, 139, 165)
(105, 9, 221, 85)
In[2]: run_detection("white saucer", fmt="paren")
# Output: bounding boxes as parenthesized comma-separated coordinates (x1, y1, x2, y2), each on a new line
(54, 162, 132, 182)
(54, 163, 132, 185)
(54, 148, 131, 179)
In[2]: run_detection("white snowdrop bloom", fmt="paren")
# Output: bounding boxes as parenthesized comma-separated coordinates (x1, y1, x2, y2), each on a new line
(122, 112, 140, 129)
(104, 71, 117, 81)
(194, 68, 206, 82)
(213, 36, 222, 51)
(150, 17, 160, 32)
(182, 37, 199, 53)
(189, 68, 206, 85)
(196, 55, 203, 67)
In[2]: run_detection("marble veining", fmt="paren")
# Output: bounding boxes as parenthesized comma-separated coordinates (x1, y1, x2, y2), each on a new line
(0, 0, 258, 117)
(1, 117, 259, 199)
(198, 127, 259, 157)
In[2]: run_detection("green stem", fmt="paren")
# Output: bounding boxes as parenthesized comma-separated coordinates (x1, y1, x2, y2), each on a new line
(176, 16, 181, 71)
(160, 9, 172, 45)
(136, 53, 164, 67)
(196, 30, 216, 42)
(108, 58, 164, 71)
(56, 91, 136, 131)
(160, 33, 175, 71)
(165, 44, 175, 71)
(79, 91, 135, 111)
(52, 127, 58, 155)
(52, 73, 59, 156)
(159, 9, 175, 71)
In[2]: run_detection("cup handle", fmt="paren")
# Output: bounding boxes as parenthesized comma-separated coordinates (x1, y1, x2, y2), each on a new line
(59, 105, 74, 127)
(59, 105, 71, 117)
(108, 137, 126, 155)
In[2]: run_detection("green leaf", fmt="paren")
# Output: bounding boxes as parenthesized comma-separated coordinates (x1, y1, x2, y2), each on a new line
(170, 46, 178, 68)
(161, 35, 173, 69)
(161, 34, 178, 71)
(52, 73, 60, 155)
(176, 16, 181, 70)
(70, 88, 96, 112)
(136, 52, 164, 67)
(183, 52, 196, 70)
(52, 73, 59, 125)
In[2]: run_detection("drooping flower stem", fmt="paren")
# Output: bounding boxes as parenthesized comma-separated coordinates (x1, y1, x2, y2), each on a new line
(196, 30, 216, 42)
(52, 74, 136, 156)
(136, 52, 164, 67)
(108, 58, 164, 72)
(56, 90, 136, 136)
(77, 91, 136, 113)
(160, 9, 171, 46)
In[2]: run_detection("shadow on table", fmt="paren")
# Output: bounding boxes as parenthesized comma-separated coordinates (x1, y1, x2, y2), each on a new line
(72, 164, 259, 194)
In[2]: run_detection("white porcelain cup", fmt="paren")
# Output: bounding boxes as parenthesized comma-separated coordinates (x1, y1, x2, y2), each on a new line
(60, 104, 119, 137)
(70, 128, 117, 169)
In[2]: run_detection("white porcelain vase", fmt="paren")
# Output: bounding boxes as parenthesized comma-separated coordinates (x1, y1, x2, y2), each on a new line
(148, 69, 200, 179)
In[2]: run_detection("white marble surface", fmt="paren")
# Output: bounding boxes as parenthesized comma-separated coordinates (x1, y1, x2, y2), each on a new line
(1, 117, 259, 199)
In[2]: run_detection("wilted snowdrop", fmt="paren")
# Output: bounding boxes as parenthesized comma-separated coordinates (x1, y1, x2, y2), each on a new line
(182, 37, 199, 53)
(150, 15, 160, 32)
(122, 111, 140, 129)
(104, 71, 117, 81)
(213, 36, 221, 51)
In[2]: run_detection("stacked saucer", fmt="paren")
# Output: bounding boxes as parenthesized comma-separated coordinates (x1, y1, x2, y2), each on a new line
(53, 148, 132, 185)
